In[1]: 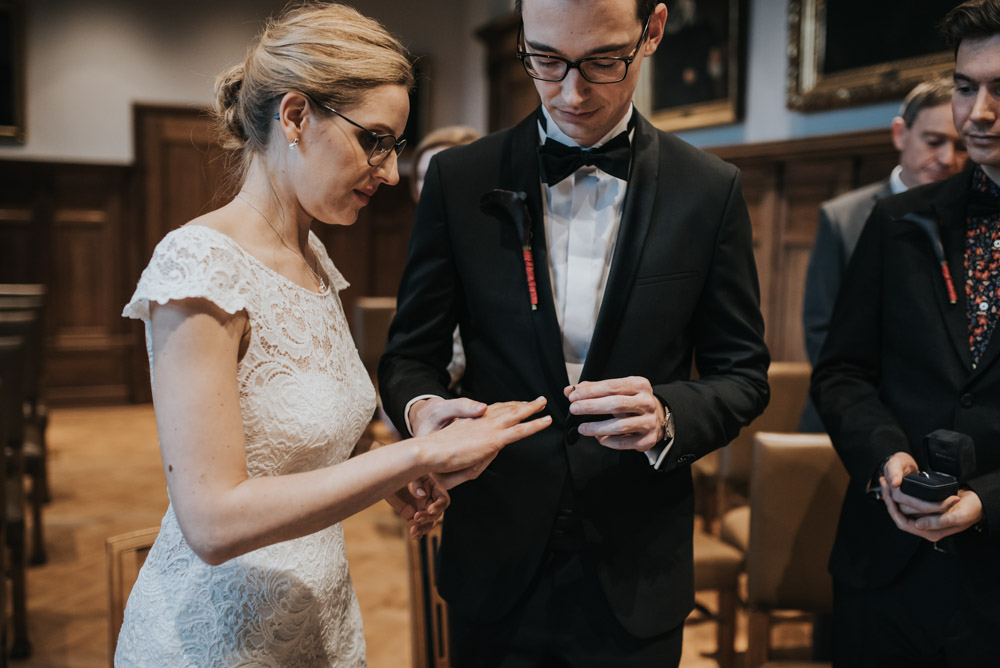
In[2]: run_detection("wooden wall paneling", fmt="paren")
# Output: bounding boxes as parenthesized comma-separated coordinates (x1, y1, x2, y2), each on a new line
(855, 152, 899, 189)
(0, 162, 52, 284)
(477, 13, 540, 132)
(368, 184, 415, 297)
(48, 166, 133, 404)
(730, 160, 779, 350)
(710, 130, 896, 362)
(317, 221, 371, 333)
(313, 177, 416, 333)
(770, 157, 853, 361)
(0, 161, 133, 405)
(0, 206, 35, 282)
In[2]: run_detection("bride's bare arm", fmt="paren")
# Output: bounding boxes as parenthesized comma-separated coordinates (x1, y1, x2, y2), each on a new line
(150, 298, 550, 565)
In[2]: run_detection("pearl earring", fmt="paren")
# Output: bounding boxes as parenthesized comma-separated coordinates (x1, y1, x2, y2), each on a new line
(289, 137, 300, 150)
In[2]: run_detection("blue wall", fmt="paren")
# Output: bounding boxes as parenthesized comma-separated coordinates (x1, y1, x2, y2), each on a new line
(676, 0, 915, 148)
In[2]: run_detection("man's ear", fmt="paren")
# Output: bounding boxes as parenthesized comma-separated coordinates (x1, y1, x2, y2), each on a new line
(891, 116, 909, 152)
(645, 3, 668, 55)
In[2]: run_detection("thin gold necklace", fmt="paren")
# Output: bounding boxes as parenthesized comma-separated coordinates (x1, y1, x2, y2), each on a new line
(235, 194, 326, 292)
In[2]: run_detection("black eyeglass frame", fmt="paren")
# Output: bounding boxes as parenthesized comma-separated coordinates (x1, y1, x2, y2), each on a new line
(272, 97, 406, 167)
(515, 16, 651, 84)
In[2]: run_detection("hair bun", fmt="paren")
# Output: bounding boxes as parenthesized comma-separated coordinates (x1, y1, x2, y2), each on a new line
(214, 64, 248, 149)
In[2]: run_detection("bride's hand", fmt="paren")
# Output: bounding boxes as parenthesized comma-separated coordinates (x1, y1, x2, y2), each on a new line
(420, 397, 551, 489)
(386, 475, 450, 539)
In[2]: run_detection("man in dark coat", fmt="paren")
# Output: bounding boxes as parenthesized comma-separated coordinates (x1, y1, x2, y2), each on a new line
(811, 1, 1000, 664)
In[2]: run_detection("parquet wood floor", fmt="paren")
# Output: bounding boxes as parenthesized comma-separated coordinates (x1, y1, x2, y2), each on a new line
(16, 405, 810, 667)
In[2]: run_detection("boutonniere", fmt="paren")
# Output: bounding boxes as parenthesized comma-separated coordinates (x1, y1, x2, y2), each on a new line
(901, 212, 957, 304)
(480, 189, 538, 311)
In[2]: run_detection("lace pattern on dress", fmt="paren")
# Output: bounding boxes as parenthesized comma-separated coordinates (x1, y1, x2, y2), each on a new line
(116, 225, 374, 667)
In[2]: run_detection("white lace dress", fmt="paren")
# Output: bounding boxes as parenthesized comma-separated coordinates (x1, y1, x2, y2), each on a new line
(116, 225, 376, 667)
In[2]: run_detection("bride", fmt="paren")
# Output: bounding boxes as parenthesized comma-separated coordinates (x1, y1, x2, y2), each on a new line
(115, 4, 550, 666)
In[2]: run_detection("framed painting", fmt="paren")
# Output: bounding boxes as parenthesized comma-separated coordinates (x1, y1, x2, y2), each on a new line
(787, 0, 958, 111)
(0, 1, 24, 142)
(650, 0, 747, 132)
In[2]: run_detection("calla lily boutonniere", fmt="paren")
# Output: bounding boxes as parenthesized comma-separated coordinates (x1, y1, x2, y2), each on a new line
(901, 212, 958, 304)
(480, 189, 538, 311)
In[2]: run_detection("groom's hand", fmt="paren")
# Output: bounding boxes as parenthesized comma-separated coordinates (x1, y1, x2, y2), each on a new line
(565, 376, 665, 452)
(408, 396, 487, 437)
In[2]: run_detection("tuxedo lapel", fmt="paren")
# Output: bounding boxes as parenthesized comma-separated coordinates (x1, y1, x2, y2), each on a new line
(499, 110, 572, 408)
(579, 113, 660, 381)
(900, 170, 973, 371)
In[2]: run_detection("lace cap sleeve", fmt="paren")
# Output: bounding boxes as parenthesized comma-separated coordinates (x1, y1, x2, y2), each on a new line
(122, 226, 253, 322)
(310, 231, 349, 292)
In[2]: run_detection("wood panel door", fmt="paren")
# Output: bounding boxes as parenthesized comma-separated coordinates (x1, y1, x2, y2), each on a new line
(131, 106, 235, 402)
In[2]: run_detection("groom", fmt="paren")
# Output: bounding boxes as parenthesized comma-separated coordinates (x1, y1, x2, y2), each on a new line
(379, 0, 769, 664)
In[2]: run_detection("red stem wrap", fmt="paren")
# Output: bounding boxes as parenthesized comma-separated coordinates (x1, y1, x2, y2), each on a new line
(941, 262, 957, 304)
(523, 247, 538, 310)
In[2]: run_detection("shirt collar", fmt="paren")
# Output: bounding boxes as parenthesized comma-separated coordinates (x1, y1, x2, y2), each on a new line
(889, 165, 909, 195)
(538, 104, 634, 149)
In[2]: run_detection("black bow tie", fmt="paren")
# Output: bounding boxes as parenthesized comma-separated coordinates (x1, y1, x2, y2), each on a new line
(537, 130, 631, 185)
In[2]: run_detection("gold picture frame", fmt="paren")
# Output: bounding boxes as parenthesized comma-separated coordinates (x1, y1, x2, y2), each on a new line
(0, 0, 25, 142)
(650, 0, 746, 132)
(787, 0, 955, 112)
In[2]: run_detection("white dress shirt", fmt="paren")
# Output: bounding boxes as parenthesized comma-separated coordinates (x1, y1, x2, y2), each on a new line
(538, 105, 631, 387)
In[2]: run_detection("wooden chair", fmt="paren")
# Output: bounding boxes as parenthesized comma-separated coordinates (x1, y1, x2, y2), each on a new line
(717, 362, 813, 554)
(106, 526, 159, 665)
(408, 524, 450, 668)
(0, 379, 8, 667)
(0, 285, 48, 503)
(744, 432, 848, 668)
(692, 529, 742, 668)
(0, 335, 30, 659)
(0, 308, 48, 565)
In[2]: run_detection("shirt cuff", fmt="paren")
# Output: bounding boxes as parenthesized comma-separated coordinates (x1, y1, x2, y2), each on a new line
(866, 455, 893, 500)
(403, 394, 443, 437)
(646, 436, 675, 469)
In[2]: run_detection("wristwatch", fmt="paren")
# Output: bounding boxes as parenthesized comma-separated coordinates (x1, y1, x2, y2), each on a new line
(661, 407, 675, 443)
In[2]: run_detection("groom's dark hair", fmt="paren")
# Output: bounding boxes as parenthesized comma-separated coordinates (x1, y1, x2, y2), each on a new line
(515, 0, 659, 25)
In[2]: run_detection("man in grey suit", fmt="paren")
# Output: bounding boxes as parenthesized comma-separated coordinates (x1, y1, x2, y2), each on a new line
(800, 79, 967, 431)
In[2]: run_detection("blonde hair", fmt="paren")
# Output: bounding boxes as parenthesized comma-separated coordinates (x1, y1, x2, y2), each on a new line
(410, 125, 482, 201)
(214, 2, 414, 181)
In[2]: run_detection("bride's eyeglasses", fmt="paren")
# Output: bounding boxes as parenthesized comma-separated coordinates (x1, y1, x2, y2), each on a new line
(272, 98, 406, 167)
(321, 105, 406, 167)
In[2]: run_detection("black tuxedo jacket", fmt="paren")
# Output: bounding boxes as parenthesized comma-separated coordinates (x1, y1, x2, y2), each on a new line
(379, 109, 769, 637)
(812, 165, 1000, 622)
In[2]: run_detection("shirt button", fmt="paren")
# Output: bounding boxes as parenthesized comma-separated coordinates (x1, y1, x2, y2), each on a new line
(980, 301, 990, 312)
(960, 393, 975, 408)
